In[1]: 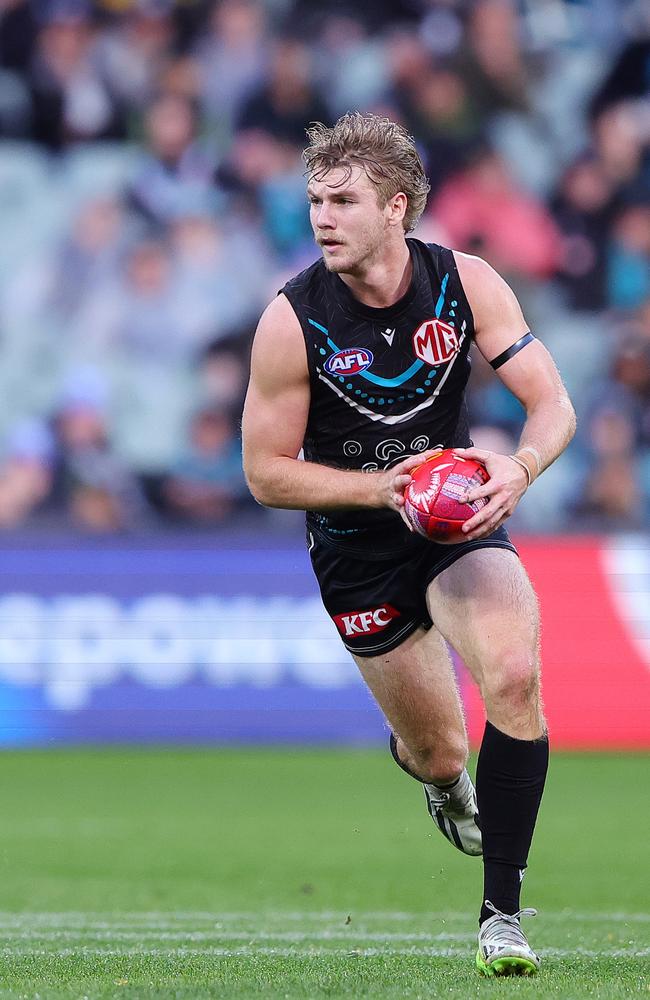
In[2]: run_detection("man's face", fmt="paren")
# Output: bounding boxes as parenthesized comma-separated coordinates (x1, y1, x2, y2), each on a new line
(308, 166, 394, 274)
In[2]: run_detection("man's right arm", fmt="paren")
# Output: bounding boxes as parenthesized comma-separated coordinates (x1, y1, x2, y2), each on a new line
(242, 295, 424, 516)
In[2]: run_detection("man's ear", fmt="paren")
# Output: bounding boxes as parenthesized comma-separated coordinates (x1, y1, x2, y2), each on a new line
(387, 191, 408, 228)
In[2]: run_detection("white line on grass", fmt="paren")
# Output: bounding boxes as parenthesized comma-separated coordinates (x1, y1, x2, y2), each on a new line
(0, 946, 647, 959)
(0, 931, 475, 943)
(0, 911, 646, 925)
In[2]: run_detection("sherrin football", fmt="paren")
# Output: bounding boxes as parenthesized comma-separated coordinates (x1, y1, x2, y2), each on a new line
(403, 448, 490, 543)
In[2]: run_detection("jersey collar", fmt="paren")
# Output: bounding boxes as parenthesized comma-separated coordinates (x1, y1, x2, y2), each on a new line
(328, 239, 421, 322)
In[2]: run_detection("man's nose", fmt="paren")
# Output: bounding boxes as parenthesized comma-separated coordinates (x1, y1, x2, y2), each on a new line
(317, 204, 336, 228)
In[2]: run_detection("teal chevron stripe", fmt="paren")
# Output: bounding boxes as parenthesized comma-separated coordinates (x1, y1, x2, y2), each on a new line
(352, 357, 423, 387)
(308, 319, 329, 335)
(435, 273, 449, 318)
(308, 318, 421, 388)
(307, 273, 450, 390)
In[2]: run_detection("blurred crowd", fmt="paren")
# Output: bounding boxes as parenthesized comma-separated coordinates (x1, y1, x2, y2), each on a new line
(0, 0, 649, 533)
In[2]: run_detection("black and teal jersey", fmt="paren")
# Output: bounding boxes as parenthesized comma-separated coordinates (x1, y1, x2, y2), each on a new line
(281, 238, 475, 537)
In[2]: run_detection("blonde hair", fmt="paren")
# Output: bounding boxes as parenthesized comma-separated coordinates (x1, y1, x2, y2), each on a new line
(303, 112, 430, 233)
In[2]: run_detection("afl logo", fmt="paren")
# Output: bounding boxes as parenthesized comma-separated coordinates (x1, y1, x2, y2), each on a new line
(412, 319, 459, 365)
(324, 348, 374, 376)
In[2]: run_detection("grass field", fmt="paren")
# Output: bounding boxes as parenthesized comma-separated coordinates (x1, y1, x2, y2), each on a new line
(0, 748, 646, 998)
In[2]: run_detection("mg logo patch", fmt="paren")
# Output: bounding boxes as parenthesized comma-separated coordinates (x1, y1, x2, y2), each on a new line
(412, 319, 459, 365)
(324, 348, 373, 376)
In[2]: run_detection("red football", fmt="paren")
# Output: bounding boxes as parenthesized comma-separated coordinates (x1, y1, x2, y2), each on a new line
(403, 448, 490, 543)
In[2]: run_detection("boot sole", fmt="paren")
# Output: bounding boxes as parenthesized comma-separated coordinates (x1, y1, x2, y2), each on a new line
(476, 951, 539, 977)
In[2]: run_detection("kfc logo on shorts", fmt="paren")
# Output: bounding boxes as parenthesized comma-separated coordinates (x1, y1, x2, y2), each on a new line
(333, 604, 401, 638)
(412, 319, 459, 365)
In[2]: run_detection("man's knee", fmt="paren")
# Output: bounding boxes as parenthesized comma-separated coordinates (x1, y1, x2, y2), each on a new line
(482, 648, 540, 710)
(398, 733, 468, 786)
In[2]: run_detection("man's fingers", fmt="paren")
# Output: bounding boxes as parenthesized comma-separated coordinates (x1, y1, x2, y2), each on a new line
(463, 519, 502, 541)
(419, 447, 443, 461)
(463, 500, 512, 538)
(462, 500, 503, 534)
(398, 449, 441, 473)
(461, 483, 492, 504)
(388, 472, 413, 517)
(392, 473, 412, 492)
(452, 447, 490, 463)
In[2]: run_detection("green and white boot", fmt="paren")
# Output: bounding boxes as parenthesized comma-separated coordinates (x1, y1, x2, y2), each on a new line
(424, 769, 482, 857)
(476, 900, 540, 977)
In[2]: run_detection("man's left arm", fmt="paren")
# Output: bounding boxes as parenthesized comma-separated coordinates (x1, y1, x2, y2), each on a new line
(452, 252, 577, 541)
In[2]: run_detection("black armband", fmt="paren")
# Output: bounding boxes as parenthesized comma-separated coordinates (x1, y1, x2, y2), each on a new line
(489, 332, 536, 370)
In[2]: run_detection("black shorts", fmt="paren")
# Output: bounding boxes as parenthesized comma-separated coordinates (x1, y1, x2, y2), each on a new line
(308, 521, 517, 657)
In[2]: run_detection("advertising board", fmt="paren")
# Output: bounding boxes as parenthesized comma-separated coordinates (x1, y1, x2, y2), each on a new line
(0, 535, 647, 748)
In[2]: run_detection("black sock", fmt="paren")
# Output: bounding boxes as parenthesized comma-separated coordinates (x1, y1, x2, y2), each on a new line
(476, 721, 549, 924)
(389, 731, 425, 782)
(388, 731, 462, 788)
(389, 732, 461, 788)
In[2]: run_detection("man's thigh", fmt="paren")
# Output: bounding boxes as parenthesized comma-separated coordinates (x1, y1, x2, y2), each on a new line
(353, 624, 467, 753)
(426, 547, 540, 685)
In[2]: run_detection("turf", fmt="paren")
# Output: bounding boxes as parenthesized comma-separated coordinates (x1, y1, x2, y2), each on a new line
(0, 748, 646, 998)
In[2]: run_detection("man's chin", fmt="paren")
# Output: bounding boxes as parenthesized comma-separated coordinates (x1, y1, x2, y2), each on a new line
(321, 250, 352, 274)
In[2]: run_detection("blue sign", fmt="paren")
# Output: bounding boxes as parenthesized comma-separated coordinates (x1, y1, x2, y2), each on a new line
(0, 533, 386, 746)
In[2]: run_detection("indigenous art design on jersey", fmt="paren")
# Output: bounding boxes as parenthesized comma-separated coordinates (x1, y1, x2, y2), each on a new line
(280, 239, 475, 534)
(307, 283, 468, 430)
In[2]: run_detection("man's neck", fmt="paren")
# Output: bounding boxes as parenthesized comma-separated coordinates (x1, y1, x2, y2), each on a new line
(339, 239, 412, 309)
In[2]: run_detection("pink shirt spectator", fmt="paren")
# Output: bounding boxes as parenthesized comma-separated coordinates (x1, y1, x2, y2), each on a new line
(432, 149, 562, 279)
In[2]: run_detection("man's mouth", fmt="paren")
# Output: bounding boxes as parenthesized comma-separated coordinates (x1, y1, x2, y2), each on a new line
(320, 239, 343, 251)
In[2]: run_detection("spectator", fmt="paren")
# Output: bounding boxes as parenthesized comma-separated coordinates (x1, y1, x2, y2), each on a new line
(314, 14, 387, 118)
(73, 231, 255, 362)
(635, 298, 650, 341)
(162, 404, 247, 524)
(236, 36, 330, 145)
(0, 0, 36, 137)
(127, 91, 219, 225)
(1, 195, 131, 357)
(50, 368, 148, 532)
(385, 28, 432, 99)
(0, 66, 32, 137)
(51, 196, 129, 320)
(467, 347, 525, 438)
(432, 144, 561, 280)
(0, 0, 37, 74)
(221, 129, 312, 256)
(193, 0, 268, 133)
(607, 201, 650, 310)
(93, 0, 176, 113)
(171, 213, 270, 342)
(397, 65, 482, 194)
(551, 153, 617, 311)
(610, 337, 650, 447)
(572, 336, 650, 529)
(0, 418, 54, 528)
(27, 10, 126, 150)
(590, 35, 650, 119)
(460, 0, 530, 117)
(69, 238, 188, 361)
(591, 102, 647, 192)
(571, 407, 645, 530)
(197, 334, 249, 409)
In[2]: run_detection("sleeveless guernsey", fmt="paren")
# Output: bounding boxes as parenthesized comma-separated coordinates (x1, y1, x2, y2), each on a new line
(281, 238, 475, 539)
